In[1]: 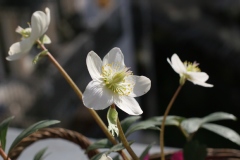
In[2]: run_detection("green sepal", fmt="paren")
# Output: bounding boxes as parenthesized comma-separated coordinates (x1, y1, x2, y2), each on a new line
(33, 50, 48, 64)
(107, 107, 119, 137)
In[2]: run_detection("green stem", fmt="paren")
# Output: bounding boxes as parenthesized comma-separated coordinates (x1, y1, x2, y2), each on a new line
(36, 41, 128, 160)
(112, 105, 139, 160)
(160, 85, 183, 160)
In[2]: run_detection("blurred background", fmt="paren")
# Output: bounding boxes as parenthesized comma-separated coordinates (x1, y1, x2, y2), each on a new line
(0, 0, 240, 150)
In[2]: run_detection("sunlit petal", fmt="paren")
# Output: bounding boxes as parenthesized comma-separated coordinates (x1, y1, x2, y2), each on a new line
(114, 95, 143, 115)
(83, 81, 113, 110)
(128, 75, 151, 97)
(169, 54, 186, 74)
(6, 39, 33, 61)
(86, 51, 102, 80)
(103, 47, 125, 68)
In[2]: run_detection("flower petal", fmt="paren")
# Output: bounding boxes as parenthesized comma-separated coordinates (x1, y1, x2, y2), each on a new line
(167, 54, 186, 74)
(100, 154, 112, 160)
(30, 8, 50, 41)
(114, 95, 143, 115)
(103, 47, 125, 68)
(187, 72, 213, 87)
(128, 75, 151, 97)
(6, 39, 33, 61)
(86, 51, 102, 80)
(83, 81, 113, 110)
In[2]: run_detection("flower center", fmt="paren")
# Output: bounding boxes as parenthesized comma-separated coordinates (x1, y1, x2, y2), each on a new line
(16, 26, 32, 38)
(184, 61, 201, 72)
(101, 63, 134, 95)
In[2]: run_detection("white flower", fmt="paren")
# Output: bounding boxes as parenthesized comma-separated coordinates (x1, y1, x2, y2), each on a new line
(6, 8, 50, 61)
(167, 54, 213, 87)
(99, 154, 112, 160)
(83, 47, 151, 115)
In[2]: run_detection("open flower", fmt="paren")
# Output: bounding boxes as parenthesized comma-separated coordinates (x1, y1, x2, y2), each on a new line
(99, 154, 112, 160)
(83, 47, 151, 115)
(167, 54, 213, 87)
(6, 8, 50, 61)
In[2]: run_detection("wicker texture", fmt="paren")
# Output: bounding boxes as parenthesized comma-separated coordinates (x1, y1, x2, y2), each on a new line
(8, 128, 99, 159)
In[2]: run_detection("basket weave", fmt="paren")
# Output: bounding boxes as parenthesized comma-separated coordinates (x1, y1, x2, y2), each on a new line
(8, 127, 240, 160)
(8, 127, 99, 159)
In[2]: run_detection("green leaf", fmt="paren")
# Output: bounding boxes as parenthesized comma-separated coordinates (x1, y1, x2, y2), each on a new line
(90, 152, 106, 160)
(180, 118, 203, 134)
(108, 141, 134, 153)
(202, 112, 236, 123)
(86, 139, 112, 152)
(0, 116, 14, 151)
(183, 140, 207, 160)
(201, 123, 240, 146)
(33, 147, 48, 160)
(125, 120, 159, 137)
(139, 142, 155, 160)
(148, 116, 184, 126)
(8, 120, 60, 154)
(121, 116, 141, 133)
(180, 112, 237, 135)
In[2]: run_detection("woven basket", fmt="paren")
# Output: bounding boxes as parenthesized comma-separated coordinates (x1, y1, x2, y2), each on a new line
(8, 127, 240, 160)
(8, 128, 99, 159)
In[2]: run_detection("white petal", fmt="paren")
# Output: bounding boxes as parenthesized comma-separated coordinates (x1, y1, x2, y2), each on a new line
(114, 96, 143, 115)
(30, 9, 50, 41)
(187, 72, 209, 82)
(128, 75, 151, 97)
(86, 51, 102, 80)
(100, 154, 112, 160)
(187, 72, 213, 87)
(83, 81, 113, 110)
(167, 54, 186, 74)
(103, 47, 125, 68)
(6, 39, 33, 61)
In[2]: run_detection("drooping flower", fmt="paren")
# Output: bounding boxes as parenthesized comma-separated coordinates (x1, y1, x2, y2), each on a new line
(99, 154, 112, 160)
(167, 54, 213, 87)
(6, 8, 51, 61)
(83, 47, 151, 115)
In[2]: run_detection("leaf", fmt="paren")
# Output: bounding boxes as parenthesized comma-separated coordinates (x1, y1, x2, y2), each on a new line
(202, 112, 236, 123)
(8, 120, 60, 154)
(180, 118, 203, 134)
(180, 112, 237, 135)
(108, 141, 134, 153)
(0, 116, 14, 151)
(125, 120, 160, 137)
(90, 152, 106, 160)
(183, 140, 207, 160)
(121, 116, 141, 133)
(201, 123, 240, 146)
(148, 115, 184, 126)
(33, 147, 48, 160)
(139, 142, 155, 160)
(86, 139, 112, 152)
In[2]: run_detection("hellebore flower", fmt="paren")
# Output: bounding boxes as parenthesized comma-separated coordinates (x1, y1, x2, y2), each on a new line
(83, 47, 151, 115)
(6, 7, 50, 61)
(99, 154, 112, 160)
(167, 54, 213, 87)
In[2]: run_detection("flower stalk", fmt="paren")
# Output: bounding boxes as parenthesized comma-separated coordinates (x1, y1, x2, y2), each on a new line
(160, 85, 183, 160)
(36, 41, 129, 160)
(0, 147, 10, 160)
(114, 105, 139, 160)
